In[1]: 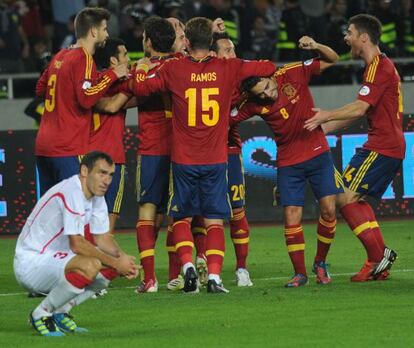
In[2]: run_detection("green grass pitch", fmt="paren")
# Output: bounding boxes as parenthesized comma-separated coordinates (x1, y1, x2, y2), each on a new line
(0, 220, 413, 347)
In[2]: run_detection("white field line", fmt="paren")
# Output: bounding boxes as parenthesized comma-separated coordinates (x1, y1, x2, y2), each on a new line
(1, 268, 413, 297)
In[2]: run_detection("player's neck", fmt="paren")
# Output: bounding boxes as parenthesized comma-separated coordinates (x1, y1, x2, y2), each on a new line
(362, 45, 381, 66)
(150, 50, 171, 58)
(74, 38, 96, 56)
(188, 48, 211, 60)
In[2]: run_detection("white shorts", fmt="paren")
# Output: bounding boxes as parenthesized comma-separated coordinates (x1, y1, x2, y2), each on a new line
(14, 250, 76, 293)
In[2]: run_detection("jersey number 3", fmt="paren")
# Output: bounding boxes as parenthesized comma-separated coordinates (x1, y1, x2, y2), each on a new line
(185, 88, 220, 126)
(45, 74, 57, 112)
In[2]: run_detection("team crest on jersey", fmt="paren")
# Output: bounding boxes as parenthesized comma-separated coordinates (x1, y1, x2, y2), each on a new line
(54, 60, 62, 69)
(281, 83, 297, 100)
(359, 85, 370, 96)
(82, 81, 92, 90)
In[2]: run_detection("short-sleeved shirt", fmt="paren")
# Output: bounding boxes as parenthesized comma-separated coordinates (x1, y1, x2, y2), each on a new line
(35, 47, 118, 157)
(15, 175, 109, 256)
(231, 59, 329, 167)
(132, 56, 275, 165)
(89, 80, 128, 164)
(137, 55, 175, 156)
(356, 53, 405, 159)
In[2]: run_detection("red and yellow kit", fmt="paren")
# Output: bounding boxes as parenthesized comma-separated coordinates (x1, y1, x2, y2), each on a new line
(88, 81, 128, 164)
(136, 55, 176, 156)
(357, 53, 405, 159)
(131, 56, 275, 165)
(231, 59, 329, 167)
(35, 47, 118, 157)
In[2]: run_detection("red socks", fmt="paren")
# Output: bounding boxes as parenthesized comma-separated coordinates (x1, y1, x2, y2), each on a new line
(173, 220, 194, 265)
(166, 224, 181, 280)
(340, 202, 383, 262)
(205, 224, 225, 275)
(136, 220, 156, 282)
(284, 224, 306, 275)
(315, 217, 336, 263)
(230, 209, 250, 269)
(191, 215, 207, 258)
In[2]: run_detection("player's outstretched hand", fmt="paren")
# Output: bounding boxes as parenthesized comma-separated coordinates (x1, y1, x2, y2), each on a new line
(113, 62, 129, 78)
(298, 36, 318, 50)
(303, 107, 330, 131)
(212, 18, 225, 33)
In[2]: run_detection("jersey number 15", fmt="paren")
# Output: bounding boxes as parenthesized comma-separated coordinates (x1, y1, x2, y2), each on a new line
(185, 88, 220, 127)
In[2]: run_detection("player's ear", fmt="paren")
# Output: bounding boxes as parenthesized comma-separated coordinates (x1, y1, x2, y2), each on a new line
(110, 56, 118, 67)
(90, 26, 97, 39)
(80, 164, 89, 178)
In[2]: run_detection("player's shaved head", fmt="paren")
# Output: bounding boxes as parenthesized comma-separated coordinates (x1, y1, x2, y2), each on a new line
(143, 16, 176, 53)
(185, 17, 213, 50)
(74, 7, 110, 39)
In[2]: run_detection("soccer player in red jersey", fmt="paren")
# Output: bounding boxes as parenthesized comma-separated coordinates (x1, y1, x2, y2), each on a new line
(89, 38, 131, 235)
(130, 17, 276, 293)
(35, 7, 128, 197)
(304, 14, 405, 282)
(211, 32, 253, 287)
(231, 36, 342, 287)
(133, 17, 177, 294)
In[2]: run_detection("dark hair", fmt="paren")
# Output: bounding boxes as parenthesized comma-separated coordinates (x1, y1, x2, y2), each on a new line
(185, 17, 212, 50)
(349, 14, 382, 45)
(74, 7, 111, 39)
(210, 32, 231, 53)
(80, 151, 113, 171)
(94, 38, 126, 70)
(144, 16, 176, 53)
(241, 76, 262, 93)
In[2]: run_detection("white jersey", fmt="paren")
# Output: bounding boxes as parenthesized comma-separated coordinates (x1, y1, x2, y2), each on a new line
(15, 175, 109, 256)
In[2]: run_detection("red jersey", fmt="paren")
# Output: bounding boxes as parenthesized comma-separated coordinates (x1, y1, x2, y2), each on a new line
(88, 80, 128, 164)
(227, 88, 247, 155)
(231, 59, 329, 167)
(137, 56, 175, 156)
(35, 47, 118, 157)
(132, 56, 275, 165)
(357, 54, 405, 159)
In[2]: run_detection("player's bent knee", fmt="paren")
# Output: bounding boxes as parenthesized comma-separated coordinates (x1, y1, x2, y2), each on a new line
(79, 257, 102, 279)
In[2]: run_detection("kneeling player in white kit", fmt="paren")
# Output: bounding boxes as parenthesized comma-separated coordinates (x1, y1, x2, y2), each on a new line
(14, 151, 139, 336)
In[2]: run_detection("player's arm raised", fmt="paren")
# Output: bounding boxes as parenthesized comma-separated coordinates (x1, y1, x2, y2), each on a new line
(237, 58, 276, 81)
(129, 58, 166, 97)
(298, 36, 339, 72)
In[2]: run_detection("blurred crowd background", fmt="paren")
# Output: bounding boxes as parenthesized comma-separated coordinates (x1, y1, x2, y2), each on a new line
(1, 0, 414, 81)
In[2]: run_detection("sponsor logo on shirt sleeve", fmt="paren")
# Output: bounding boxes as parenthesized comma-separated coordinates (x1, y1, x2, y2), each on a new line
(304, 59, 313, 66)
(359, 85, 370, 96)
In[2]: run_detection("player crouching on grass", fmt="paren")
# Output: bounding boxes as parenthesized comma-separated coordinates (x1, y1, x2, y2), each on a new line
(14, 151, 139, 336)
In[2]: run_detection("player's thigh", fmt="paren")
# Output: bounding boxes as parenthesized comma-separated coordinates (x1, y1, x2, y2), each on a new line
(136, 155, 170, 211)
(199, 163, 231, 219)
(227, 154, 246, 209)
(14, 250, 76, 293)
(105, 164, 125, 214)
(168, 163, 200, 219)
(342, 149, 402, 199)
(277, 164, 307, 207)
(54, 156, 81, 182)
(306, 152, 344, 201)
